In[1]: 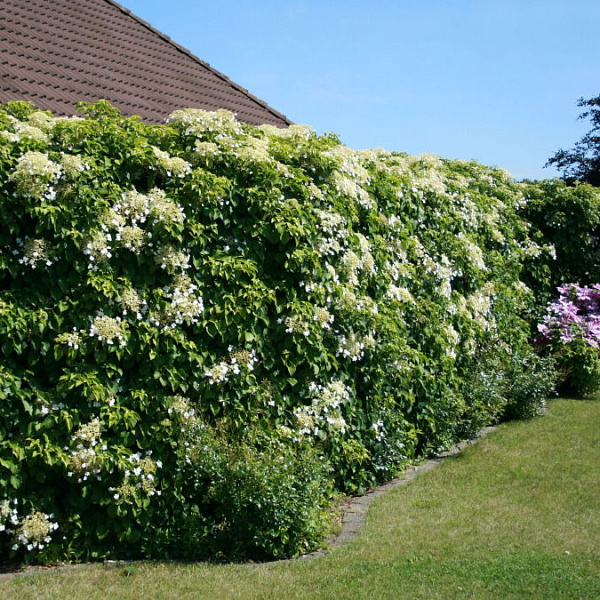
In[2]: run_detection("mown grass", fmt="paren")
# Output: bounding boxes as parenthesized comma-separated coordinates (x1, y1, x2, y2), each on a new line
(2, 398, 599, 599)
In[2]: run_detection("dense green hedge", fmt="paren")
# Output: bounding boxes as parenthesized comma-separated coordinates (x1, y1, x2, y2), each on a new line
(0, 101, 557, 562)
(518, 179, 600, 312)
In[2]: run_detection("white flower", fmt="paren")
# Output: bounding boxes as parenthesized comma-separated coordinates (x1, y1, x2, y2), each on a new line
(151, 147, 191, 176)
(89, 314, 126, 346)
(17, 238, 52, 268)
(154, 245, 190, 273)
(12, 510, 59, 552)
(9, 151, 62, 198)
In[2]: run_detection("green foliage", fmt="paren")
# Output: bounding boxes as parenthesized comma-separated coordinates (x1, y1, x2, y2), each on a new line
(502, 351, 557, 420)
(0, 101, 559, 562)
(205, 430, 334, 561)
(553, 339, 600, 397)
(457, 344, 556, 437)
(546, 94, 600, 186)
(518, 179, 600, 310)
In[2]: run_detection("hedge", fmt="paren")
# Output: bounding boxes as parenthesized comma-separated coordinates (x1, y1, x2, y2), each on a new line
(0, 100, 558, 561)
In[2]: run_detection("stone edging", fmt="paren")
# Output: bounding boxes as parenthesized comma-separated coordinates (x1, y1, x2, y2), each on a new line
(295, 425, 498, 561)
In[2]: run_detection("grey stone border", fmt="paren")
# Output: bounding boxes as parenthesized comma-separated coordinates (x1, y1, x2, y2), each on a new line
(296, 425, 497, 560)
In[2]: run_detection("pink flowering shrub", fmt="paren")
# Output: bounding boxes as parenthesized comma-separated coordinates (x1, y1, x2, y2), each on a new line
(536, 283, 600, 394)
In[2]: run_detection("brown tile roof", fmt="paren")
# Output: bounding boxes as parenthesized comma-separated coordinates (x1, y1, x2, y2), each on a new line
(0, 0, 291, 127)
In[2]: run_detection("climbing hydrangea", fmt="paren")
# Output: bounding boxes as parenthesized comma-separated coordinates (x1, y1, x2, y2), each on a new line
(89, 314, 126, 346)
(9, 151, 62, 198)
(12, 511, 59, 552)
(0, 100, 563, 563)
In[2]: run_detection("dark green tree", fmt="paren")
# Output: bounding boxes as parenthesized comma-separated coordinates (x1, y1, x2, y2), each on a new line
(547, 95, 600, 186)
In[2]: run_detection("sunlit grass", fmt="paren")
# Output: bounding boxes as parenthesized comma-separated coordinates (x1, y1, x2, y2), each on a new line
(2, 398, 599, 599)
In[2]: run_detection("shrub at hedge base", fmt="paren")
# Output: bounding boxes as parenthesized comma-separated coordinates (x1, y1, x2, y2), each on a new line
(0, 101, 556, 562)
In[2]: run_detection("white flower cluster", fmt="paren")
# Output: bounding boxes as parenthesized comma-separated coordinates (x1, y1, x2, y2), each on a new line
(119, 225, 147, 252)
(88, 189, 185, 263)
(1, 123, 47, 143)
(0, 498, 19, 533)
(326, 145, 371, 184)
(443, 324, 461, 359)
(204, 361, 230, 385)
(324, 263, 341, 286)
(26, 111, 56, 132)
(1, 112, 55, 144)
(74, 417, 102, 444)
(306, 181, 324, 200)
(433, 263, 457, 299)
(55, 329, 82, 349)
(313, 306, 335, 330)
(314, 209, 343, 234)
(340, 250, 361, 286)
(154, 244, 190, 273)
(457, 233, 487, 271)
(355, 233, 376, 274)
(453, 194, 480, 228)
(416, 167, 447, 195)
(387, 284, 414, 304)
(111, 452, 162, 501)
(416, 249, 460, 300)
(68, 418, 106, 483)
(156, 275, 204, 329)
(466, 288, 494, 330)
(151, 146, 191, 177)
(13, 237, 53, 268)
(9, 151, 62, 198)
(521, 241, 543, 258)
(339, 236, 375, 286)
(89, 314, 127, 346)
(315, 208, 347, 257)
(109, 190, 150, 225)
(372, 419, 385, 442)
(387, 257, 411, 282)
(168, 108, 243, 138)
(330, 171, 374, 208)
(312, 380, 350, 408)
(148, 188, 186, 226)
(101, 193, 150, 254)
(11, 510, 59, 552)
(294, 381, 350, 436)
(39, 400, 66, 417)
(259, 123, 315, 141)
(192, 140, 220, 164)
(118, 288, 146, 320)
(59, 153, 89, 178)
(168, 395, 196, 421)
(110, 450, 163, 502)
(279, 314, 310, 336)
(83, 231, 113, 265)
(335, 287, 379, 316)
(234, 136, 273, 166)
(298, 280, 319, 294)
(336, 330, 376, 361)
(336, 287, 357, 313)
(325, 146, 375, 209)
(204, 347, 257, 385)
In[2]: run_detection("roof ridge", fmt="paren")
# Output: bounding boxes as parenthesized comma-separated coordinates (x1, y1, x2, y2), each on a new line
(103, 0, 292, 125)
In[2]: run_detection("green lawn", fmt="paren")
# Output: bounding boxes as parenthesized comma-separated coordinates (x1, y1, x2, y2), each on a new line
(2, 398, 599, 599)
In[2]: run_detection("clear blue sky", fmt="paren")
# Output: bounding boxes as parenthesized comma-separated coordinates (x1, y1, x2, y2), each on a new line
(123, 0, 600, 181)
